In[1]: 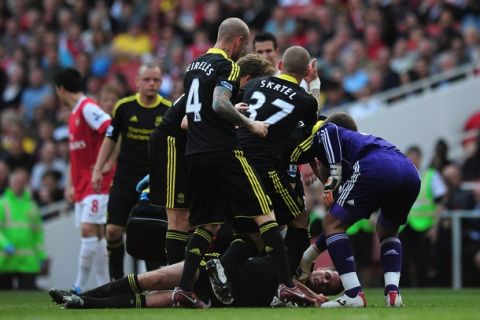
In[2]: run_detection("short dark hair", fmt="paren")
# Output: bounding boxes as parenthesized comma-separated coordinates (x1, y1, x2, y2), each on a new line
(54, 68, 83, 93)
(326, 112, 358, 132)
(253, 32, 278, 50)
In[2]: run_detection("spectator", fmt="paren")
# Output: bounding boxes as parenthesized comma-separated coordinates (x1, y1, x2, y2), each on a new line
(374, 47, 401, 92)
(19, 67, 54, 123)
(33, 170, 64, 207)
(0, 160, 10, 195)
(435, 163, 477, 286)
(401, 145, 447, 287)
(1, 64, 26, 110)
(430, 138, 452, 172)
(0, 168, 47, 290)
(342, 52, 369, 96)
(1, 136, 35, 174)
(111, 16, 153, 64)
(30, 140, 67, 192)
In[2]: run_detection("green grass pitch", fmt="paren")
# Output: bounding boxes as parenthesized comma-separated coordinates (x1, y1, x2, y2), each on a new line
(1, 289, 479, 320)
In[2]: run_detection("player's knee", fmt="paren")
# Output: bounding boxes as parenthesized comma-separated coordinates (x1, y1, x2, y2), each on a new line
(323, 213, 345, 235)
(106, 225, 124, 241)
(80, 223, 100, 238)
(166, 209, 190, 232)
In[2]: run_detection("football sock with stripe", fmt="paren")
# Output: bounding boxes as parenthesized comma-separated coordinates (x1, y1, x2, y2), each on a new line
(179, 227, 214, 291)
(220, 234, 259, 268)
(79, 294, 146, 308)
(166, 230, 190, 264)
(380, 236, 402, 295)
(326, 232, 362, 298)
(107, 237, 125, 280)
(259, 221, 294, 287)
(80, 274, 142, 298)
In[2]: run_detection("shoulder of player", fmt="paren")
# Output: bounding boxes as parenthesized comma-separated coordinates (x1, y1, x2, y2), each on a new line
(158, 95, 172, 108)
(112, 94, 137, 117)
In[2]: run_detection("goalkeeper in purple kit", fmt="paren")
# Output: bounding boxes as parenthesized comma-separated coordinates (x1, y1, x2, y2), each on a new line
(297, 115, 421, 308)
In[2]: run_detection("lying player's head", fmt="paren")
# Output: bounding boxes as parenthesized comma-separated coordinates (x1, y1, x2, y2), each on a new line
(237, 54, 275, 88)
(217, 18, 250, 61)
(54, 68, 83, 103)
(136, 62, 162, 99)
(325, 112, 358, 131)
(306, 267, 343, 296)
(279, 46, 310, 79)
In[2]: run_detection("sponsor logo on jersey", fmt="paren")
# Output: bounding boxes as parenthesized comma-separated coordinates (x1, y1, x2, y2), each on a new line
(155, 116, 162, 126)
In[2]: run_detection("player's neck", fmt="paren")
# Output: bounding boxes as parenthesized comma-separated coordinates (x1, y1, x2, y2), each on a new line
(138, 93, 157, 106)
(213, 42, 232, 58)
(66, 92, 85, 109)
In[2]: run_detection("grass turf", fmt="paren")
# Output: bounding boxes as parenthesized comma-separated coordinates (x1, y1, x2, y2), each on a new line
(1, 288, 479, 320)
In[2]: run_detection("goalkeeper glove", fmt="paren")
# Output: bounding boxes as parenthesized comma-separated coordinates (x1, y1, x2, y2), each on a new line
(323, 164, 342, 207)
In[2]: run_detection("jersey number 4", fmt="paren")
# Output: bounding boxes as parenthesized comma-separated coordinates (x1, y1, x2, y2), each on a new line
(248, 91, 294, 125)
(186, 78, 202, 122)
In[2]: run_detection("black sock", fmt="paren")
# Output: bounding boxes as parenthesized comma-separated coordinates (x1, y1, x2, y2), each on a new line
(81, 274, 142, 298)
(80, 294, 146, 309)
(145, 260, 162, 271)
(259, 221, 294, 287)
(107, 238, 125, 280)
(285, 227, 310, 276)
(220, 235, 259, 268)
(166, 230, 190, 264)
(179, 227, 214, 291)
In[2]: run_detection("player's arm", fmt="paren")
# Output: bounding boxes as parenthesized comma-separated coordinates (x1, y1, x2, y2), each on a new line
(92, 104, 123, 192)
(304, 59, 321, 112)
(212, 86, 267, 137)
(318, 124, 343, 206)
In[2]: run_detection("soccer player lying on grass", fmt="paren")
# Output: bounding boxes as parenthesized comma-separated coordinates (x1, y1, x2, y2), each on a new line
(49, 249, 342, 309)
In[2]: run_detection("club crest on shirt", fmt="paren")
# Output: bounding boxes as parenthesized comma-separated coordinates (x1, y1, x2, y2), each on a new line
(177, 193, 185, 204)
(155, 116, 163, 126)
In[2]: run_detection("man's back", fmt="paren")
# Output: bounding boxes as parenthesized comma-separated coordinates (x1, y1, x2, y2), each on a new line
(184, 48, 240, 155)
(237, 75, 317, 172)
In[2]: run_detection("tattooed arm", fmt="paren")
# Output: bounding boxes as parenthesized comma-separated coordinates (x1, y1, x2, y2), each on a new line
(212, 86, 268, 137)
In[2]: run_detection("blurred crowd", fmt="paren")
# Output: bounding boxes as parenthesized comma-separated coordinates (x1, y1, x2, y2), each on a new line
(0, 0, 480, 287)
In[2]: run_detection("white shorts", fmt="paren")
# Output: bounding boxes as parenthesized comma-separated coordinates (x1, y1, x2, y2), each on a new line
(75, 194, 109, 227)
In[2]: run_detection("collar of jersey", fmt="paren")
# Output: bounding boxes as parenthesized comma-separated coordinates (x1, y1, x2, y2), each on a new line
(207, 48, 229, 59)
(276, 73, 298, 84)
(135, 93, 163, 108)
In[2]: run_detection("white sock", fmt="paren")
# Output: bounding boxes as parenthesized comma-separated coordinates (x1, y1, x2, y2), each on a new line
(94, 238, 110, 285)
(384, 272, 401, 290)
(74, 237, 98, 290)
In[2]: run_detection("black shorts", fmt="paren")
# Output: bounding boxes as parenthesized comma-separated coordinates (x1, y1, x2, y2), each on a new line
(231, 170, 304, 233)
(107, 173, 143, 226)
(149, 130, 188, 209)
(186, 149, 272, 227)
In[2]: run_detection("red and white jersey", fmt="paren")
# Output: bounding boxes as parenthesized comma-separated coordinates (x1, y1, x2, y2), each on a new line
(69, 96, 114, 201)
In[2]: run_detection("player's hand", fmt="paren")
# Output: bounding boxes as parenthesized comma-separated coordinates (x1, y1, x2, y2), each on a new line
(299, 164, 317, 186)
(136, 175, 150, 193)
(249, 121, 268, 138)
(91, 169, 103, 194)
(64, 185, 74, 203)
(323, 176, 339, 208)
(304, 58, 318, 83)
(235, 102, 249, 113)
(297, 244, 320, 282)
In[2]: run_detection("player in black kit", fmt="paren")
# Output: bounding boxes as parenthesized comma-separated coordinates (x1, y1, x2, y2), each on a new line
(139, 54, 276, 266)
(49, 252, 343, 309)
(174, 17, 310, 308)
(221, 46, 318, 281)
(92, 63, 171, 278)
